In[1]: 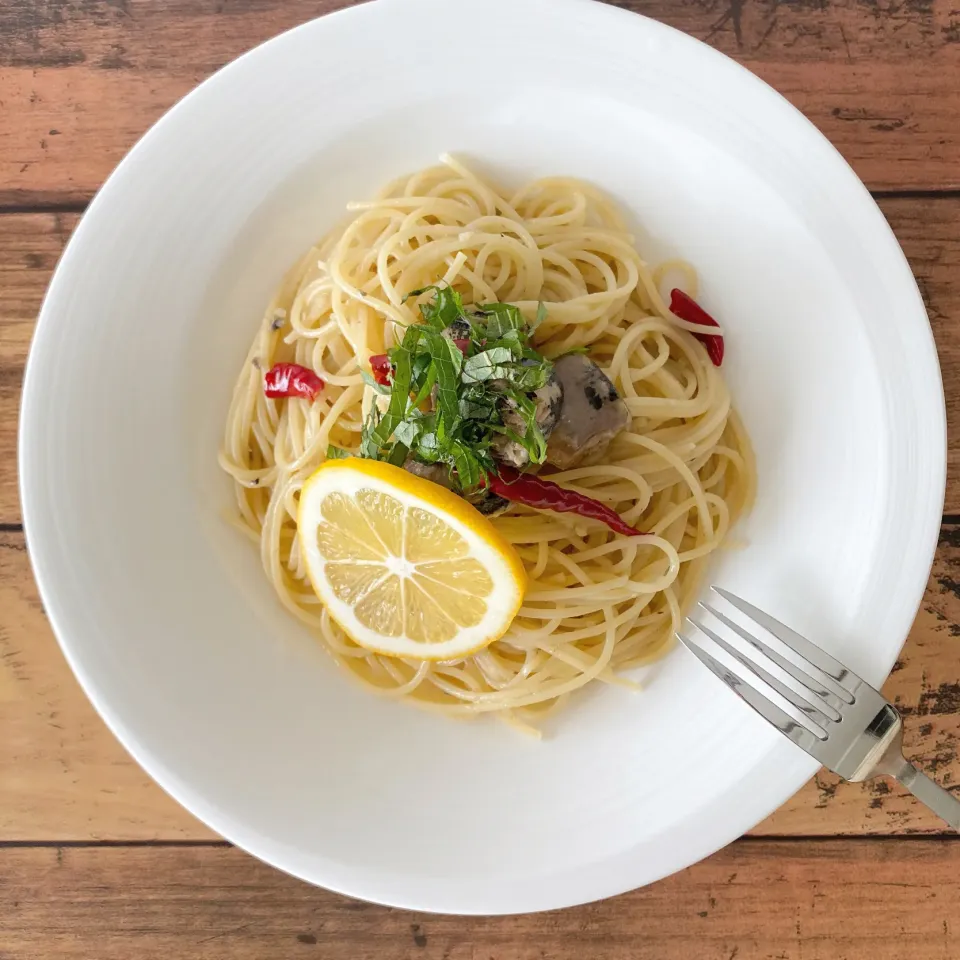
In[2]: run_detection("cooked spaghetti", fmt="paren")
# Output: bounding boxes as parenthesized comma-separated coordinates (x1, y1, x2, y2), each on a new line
(219, 156, 755, 733)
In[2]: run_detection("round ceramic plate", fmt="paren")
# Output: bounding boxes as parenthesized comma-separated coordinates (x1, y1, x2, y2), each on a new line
(20, 0, 945, 914)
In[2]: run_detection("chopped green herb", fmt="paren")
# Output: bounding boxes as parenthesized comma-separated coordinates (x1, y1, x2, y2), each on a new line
(514, 362, 552, 391)
(426, 332, 464, 428)
(416, 427, 442, 462)
(462, 347, 514, 384)
(358, 286, 555, 488)
(360, 369, 392, 395)
(449, 440, 482, 490)
(459, 392, 497, 421)
(386, 442, 410, 467)
(404, 285, 468, 330)
(409, 361, 438, 410)
(393, 419, 422, 449)
(476, 302, 525, 339)
(533, 301, 548, 331)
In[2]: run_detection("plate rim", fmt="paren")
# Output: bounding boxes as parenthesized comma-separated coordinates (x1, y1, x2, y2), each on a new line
(19, 0, 946, 914)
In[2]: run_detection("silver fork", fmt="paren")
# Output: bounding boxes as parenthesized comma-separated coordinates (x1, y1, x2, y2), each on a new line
(678, 587, 960, 830)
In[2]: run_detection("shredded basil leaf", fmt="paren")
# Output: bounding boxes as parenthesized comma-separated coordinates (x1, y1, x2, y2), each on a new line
(477, 302, 525, 340)
(369, 327, 418, 450)
(459, 395, 497, 421)
(386, 441, 410, 467)
(360, 369, 392, 395)
(416, 430, 442, 462)
(449, 440, 481, 491)
(533, 301, 548, 332)
(393, 419, 421, 448)
(462, 347, 514, 384)
(358, 287, 556, 489)
(427, 333, 464, 429)
(404, 285, 467, 331)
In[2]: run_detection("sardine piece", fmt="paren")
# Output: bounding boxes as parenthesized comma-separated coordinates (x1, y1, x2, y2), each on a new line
(545, 355, 630, 469)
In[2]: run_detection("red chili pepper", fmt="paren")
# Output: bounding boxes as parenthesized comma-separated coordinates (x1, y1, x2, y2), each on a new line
(370, 354, 393, 386)
(453, 338, 470, 355)
(484, 466, 644, 538)
(263, 363, 324, 401)
(669, 288, 724, 367)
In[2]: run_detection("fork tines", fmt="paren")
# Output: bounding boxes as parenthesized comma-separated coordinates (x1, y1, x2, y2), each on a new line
(678, 587, 862, 753)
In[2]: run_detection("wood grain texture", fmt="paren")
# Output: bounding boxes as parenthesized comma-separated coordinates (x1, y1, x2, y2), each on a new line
(0, 529, 214, 840)
(0, 212, 77, 520)
(0, 0, 959, 204)
(757, 523, 960, 833)
(873, 195, 960, 511)
(0, 212, 66, 518)
(1, 518, 958, 840)
(3, 841, 960, 959)
(2, 0, 960, 946)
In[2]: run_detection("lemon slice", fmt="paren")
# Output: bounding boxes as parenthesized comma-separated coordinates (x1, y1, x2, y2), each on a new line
(298, 458, 526, 660)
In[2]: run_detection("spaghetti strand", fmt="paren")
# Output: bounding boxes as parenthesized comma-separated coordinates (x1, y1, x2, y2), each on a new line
(219, 157, 755, 731)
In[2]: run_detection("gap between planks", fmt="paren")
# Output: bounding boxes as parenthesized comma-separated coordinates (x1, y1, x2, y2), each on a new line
(0, 839, 231, 848)
(3, 838, 958, 960)
(2, 189, 960, 220)
(7, 834, 960, 849)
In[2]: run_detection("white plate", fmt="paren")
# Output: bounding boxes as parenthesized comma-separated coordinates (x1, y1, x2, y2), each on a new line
(20, 0, 945, 914)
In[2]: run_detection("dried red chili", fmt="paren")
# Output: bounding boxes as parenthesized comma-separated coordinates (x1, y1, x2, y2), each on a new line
(669, 288, 724, 367)
(484, 466, 644, 538)
(263, 363, 325, 401)
(369, 354, 393, 386)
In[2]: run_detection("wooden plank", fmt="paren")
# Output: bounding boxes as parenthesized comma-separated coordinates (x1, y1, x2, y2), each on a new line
(2, 840, 960, 959)
(2, 517, 959, 840)
(0, 0, 959, 203)
(0, 212, 78, 520)
(757, 526, 960, 833)
(884, 196, 960, 513)
(4, 195, 960, 521)
(0, 529, 215, 840)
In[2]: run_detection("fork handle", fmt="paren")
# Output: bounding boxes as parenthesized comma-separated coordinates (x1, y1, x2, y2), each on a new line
(890, 758, 960, 831)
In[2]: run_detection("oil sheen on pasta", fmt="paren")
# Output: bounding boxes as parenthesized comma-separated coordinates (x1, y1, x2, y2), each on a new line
(219, 156, 756, 733)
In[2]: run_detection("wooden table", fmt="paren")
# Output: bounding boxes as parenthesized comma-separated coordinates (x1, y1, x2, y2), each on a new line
(2, 1, 959, 956)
